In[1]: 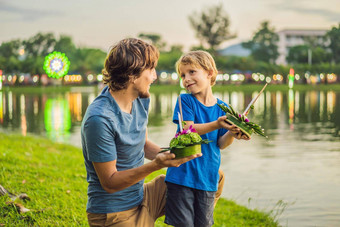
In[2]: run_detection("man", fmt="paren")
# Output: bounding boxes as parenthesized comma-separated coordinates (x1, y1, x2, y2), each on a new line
(81, 38, 202, 226)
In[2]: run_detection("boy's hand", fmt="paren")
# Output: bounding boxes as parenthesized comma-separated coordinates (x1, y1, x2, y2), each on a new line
(229, 131, 251, 140)
(217, 116, 240, 134)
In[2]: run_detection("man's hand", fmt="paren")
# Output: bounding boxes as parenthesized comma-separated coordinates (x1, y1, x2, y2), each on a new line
(153, 152, 202, 168)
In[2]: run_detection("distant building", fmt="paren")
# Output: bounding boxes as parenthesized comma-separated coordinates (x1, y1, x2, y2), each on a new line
(276, 29, 328, 65)
(219, 29, 328, 65)
(218, 43, 250, 57)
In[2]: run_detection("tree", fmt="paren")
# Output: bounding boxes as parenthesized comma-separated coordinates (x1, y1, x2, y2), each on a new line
(54, 35, 77, 57)
(0, 39, 22, 73)
(22, 33, 56, 58)
(242, 21, 279, 64)
(286, 45, 309, 64)
(156, 46, 183, 72)
(325, 23, 340, 63)
(71, 48, 106, 75)
(287, 44, 331, 65)
(138, 33, 166, 51)
(189, 4, 235, 51)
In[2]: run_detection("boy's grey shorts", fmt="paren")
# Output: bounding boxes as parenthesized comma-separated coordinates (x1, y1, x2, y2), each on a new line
(165, 182, 216, 227)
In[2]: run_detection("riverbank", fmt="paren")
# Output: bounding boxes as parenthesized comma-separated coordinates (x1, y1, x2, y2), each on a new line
(2, 83, 340, 94)
(0, 133, 278, 226)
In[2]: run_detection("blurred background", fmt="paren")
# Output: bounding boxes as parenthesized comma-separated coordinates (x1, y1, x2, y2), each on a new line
(1, 0, 340, 226)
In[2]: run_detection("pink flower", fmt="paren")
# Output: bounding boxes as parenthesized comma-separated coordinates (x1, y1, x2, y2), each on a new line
(175, 125, 197, 137)
(245, 118, 249, 122)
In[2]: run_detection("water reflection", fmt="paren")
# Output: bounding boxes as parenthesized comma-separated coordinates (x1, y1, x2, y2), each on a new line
(0, 88, 339, 142)
(44, 98, 71, 141)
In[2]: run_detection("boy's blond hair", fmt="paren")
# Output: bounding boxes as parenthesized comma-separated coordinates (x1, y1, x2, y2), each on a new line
(176, 50, 218, 86)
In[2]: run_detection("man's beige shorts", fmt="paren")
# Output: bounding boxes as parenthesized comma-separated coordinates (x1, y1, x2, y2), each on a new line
(87, 175, 167, 227)
(87, 170, 225, 227)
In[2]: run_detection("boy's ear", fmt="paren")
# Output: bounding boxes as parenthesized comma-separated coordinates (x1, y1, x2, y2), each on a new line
(207, 70, 214, 78)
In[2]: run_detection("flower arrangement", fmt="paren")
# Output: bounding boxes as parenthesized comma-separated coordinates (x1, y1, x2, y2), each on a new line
(160, 125, 210, 158)
(169, 125, 210, 149)
(217, 103, 267, 138)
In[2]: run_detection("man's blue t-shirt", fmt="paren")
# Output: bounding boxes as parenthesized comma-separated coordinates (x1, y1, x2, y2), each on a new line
(165, 94, 228, 191)
(81, 86, 150, 213)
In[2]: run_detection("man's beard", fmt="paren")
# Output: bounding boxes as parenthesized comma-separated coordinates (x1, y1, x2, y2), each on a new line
(138, 90, 150, 98)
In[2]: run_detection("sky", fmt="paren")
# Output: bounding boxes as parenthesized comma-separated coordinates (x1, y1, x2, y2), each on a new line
(1, 0, 340, 52)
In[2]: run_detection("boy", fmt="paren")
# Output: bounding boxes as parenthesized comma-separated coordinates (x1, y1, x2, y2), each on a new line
(165, 50, 249, 227)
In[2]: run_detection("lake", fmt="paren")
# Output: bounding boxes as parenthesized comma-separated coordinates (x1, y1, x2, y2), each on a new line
(1, 85, 339, 226)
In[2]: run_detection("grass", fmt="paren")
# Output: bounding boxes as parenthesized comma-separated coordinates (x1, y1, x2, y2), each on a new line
(0, 133, 279, 226)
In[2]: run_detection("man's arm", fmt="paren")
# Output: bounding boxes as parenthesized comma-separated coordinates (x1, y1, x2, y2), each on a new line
(93, 152, 201, 194)
(144, 130, 162, 160)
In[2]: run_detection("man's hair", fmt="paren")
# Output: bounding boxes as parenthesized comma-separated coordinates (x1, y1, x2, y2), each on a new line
(175, 50, 218, 86)
(102, 38, 159, 91)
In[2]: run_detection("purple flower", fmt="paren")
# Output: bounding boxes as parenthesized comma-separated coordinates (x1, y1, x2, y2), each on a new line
(245, 118, 249, 122)
(176, 125, 197, 136)
(188, 125, 197, 133)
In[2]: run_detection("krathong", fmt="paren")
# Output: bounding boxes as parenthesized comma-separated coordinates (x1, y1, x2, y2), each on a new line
(217, 103, 267, 138)
(160, 125, 210, 158)
(217, 83, 268, 139)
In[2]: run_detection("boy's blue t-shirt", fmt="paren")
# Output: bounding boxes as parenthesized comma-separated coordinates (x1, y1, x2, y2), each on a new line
(81, 86, 149, 213)
(165, 93, 228, 191)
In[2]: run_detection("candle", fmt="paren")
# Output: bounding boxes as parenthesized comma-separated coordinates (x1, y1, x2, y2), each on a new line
(242, 83, 268, 116)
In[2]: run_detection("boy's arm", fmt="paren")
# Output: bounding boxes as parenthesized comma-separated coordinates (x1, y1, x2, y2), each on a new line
(218, 130, 251, 149)
(183, 116, 250, 149)
(183, 116, 240, 135)
(218, 131, 235, 149)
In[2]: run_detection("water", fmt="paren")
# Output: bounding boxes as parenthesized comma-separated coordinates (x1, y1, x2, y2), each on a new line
(1, 86, 340, 226)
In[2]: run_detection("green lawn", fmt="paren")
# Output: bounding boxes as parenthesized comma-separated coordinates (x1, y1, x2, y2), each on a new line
(0, 133, 278, 226)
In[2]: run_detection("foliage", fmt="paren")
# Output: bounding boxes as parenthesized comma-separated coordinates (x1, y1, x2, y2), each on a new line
(287, 42, 332, 65)
(0, 32, 106, 76)
(325, 23, 340, 63)
(189, 3, 235, 51)
(286, 45, 310, 64)
(138, 33, 166, 51)
(215, 55, 257, 72)
(242, 21, 279, 64)
(0, 133, 278, 226)
(156, 48, 182, 72)
(22, 33, 56, 58)
(0, 39, 22, 73)
(1, 25, 340, 79)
